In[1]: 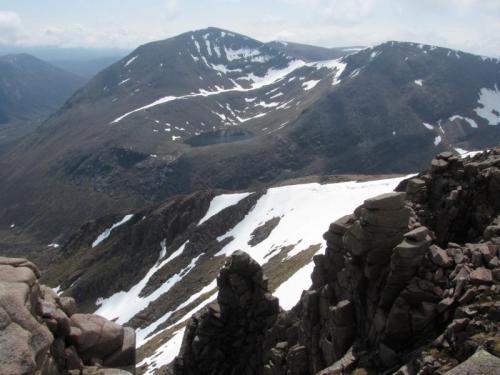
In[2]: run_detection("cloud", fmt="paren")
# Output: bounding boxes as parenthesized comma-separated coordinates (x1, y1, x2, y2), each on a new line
(0, 1, 498, 57)
(165, 0, 180, 20)
(323, 0, 375, 24)
(270, 30, 297, 41)
(260, 14, 284, 24)
(0, 11, 22, 44)
(35, 24, 162, 49)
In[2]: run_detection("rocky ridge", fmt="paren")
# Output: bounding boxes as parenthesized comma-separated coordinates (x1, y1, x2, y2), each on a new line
(0, 256, 135, 374)
(34, 174, 408, 374)
(173, 148, 500, 374)
(173, 250, 280, 375)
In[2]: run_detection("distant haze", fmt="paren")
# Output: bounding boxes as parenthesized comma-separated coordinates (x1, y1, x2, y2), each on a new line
(0, 0, 499, 57)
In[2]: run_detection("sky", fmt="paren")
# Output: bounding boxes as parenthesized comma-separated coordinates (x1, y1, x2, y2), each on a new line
(0, 0, 499, 57)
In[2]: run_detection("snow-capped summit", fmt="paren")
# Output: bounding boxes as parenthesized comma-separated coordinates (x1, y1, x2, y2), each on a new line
(0, 28, 499, 247)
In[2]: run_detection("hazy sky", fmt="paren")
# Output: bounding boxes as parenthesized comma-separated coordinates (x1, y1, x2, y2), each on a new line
(1, 0, 499, 56)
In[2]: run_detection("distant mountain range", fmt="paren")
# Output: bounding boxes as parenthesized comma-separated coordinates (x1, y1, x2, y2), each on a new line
(0, 44, 129, 79)
(0, 27, 499, 249)
(49, 56, 125, 80)
(0, 53, 84, 144)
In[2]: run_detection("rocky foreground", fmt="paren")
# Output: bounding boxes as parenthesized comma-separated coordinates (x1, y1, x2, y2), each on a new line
(0, 257, 135, 374)
(2, 148, 499, 374)
(172, 148, 500, 374)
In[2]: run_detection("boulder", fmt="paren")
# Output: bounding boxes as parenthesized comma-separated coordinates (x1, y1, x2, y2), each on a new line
(469, 268, 493, 285)
(69, 314, 124, 359)
(445, 349, 500, 374)
(429, 245, 454, 268)
(0, 256, 135, 375)
(59, 297, 77, 317)
(364, 192, 406, 211)
(103, 327, 136, 368)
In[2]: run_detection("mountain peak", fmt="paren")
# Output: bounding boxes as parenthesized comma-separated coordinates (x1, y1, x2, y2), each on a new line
(183, 27, 251, 42)
(0, 52, 43, 64)
(373, 40, 470, 57)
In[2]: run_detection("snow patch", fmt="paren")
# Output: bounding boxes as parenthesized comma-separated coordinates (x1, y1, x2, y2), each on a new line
(302, 80, 320, 91)
(118, 78, 130, 86)
(198, 192, 252, 226)
(215, 177, 409, 266)
(349, 68, 361, 78)
(274, 261, 316, 310)
(309, 59, 347, 85)
(92, 214, 134, 248)
(205, 40, 213, 56)
(193, 40, 201, 54)
(111, 60, 306, 123)
(124, 55, 138, 67)
(213, 45, 222, 58)
(449, 115, 478, 129)
(237, 112, 267, 123)
(256, 101, 280, 108)
(163, 241, 188, 264)
(138, 328, 185, 375)
(95, 242, 198, 324)
(137, 279, 217, 346)
(434, 135, 442, 146)
(455, 148, 482, 158)
(225, 47, 262, 61)
(211, 64, 242, 74)
(474, 85, 500, 125)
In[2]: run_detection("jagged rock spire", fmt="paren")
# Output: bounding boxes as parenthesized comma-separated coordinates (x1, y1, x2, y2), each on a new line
(174, 250, 280, 375)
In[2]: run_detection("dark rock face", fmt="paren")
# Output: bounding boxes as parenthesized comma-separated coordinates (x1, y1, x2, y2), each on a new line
(401, 150, 500, 245)
(0, 256, 135, 375)
(173, 250, 280, 375)
(248, 217, 281, 247)
(174, 148, 500, 375)
(44, 189, 260, 320)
